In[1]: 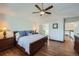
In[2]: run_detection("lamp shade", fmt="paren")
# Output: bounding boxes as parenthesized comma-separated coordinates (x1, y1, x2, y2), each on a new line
(0, 27, 10, 38)
(3, 27, 7, 31)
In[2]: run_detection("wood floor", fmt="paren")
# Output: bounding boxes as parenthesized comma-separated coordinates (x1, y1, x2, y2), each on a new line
(0, 36, 78, 56)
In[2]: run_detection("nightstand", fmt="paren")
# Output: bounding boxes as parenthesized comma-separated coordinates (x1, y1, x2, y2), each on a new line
(0, 37, 15, 51)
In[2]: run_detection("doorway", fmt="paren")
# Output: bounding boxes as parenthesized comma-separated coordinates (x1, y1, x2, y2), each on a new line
(39, 23, 49, 45)
(64, 17, 78, 42)
(39, 24, 49, 36)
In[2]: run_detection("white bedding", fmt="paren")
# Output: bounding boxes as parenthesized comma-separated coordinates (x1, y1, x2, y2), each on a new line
(16, 34, 45, 54)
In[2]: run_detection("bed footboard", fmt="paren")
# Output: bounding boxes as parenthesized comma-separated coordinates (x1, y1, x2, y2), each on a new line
(30, 36, 47, 55)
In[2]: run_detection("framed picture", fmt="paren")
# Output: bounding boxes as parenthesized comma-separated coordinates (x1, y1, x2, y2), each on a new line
(53, 23, 58, 29)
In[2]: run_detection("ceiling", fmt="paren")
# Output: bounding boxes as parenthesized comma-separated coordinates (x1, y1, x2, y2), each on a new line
(0, 3, 79, 19)
(0, 3, 79, 16)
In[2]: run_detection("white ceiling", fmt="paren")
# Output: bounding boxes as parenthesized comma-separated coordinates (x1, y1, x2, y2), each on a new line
(0, 3, 79, 16)
(0, 3, 79, 20)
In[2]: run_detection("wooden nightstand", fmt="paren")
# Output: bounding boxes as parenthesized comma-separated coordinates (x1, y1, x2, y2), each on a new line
(0, 37, 15, 51)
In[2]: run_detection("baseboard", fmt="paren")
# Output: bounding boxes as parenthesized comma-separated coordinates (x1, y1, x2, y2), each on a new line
(50, 39, 65, 43)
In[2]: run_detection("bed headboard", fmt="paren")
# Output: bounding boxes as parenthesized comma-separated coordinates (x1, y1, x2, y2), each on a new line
(13, 30, 35, 37)
(13, 30, 39, 40)
(13, 31, 18, 42)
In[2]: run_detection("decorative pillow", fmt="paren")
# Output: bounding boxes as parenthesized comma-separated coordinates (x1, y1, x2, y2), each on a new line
(18, 31, 38, 37)
(25, 31, 29, 36)
(28, 31, 34, 34)
(19, 31, 27, 37)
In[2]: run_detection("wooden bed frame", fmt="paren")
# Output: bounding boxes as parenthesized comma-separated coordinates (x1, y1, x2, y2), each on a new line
(13, 31, 48, 56)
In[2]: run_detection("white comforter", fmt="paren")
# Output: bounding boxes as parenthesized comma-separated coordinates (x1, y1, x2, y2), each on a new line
(17, 34, 45, 54)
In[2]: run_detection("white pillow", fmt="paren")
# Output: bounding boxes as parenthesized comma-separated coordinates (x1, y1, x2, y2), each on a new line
(15, 32, 20, 41)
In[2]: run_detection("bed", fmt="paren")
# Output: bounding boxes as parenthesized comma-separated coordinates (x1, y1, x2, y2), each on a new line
(13, 31, 47, 56)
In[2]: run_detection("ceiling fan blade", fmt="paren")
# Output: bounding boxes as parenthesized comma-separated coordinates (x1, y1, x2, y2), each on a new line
(45, 12, 51, 14)
(35, 5, 41, 11)
(44, 5, 53, 11)
(32, 12, 39, 14)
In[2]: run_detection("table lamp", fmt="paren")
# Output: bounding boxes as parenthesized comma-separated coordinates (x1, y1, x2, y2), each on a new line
(3, 27, 7, 38)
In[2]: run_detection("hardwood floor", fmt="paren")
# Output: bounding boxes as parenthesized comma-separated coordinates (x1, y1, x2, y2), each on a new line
(0, 36, 78, 56)
(35, 36, 78, 56)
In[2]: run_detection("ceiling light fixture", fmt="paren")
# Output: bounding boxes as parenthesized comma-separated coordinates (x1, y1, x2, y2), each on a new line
(33, 3, 53, 16)
(40, 11, 45, 15)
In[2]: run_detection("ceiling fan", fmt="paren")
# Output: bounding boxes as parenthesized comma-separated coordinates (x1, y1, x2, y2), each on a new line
(33, 3, 53, 16)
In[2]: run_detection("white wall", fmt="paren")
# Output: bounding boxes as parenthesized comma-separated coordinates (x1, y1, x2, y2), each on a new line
(5, 16, 32, 31)
(49, 17, 64, 42)
(0, 15, 64, 42)
(0, 15, 13, 39)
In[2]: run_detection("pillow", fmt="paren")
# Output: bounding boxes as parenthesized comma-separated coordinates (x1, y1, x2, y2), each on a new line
(28, 31, 34, 34)
(28, 32, 33, 35)
(25, 31, 29, 36)
(15, 32, 20, 41)
(26, 31, 34, 35)
(19, 31, 26, 37)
